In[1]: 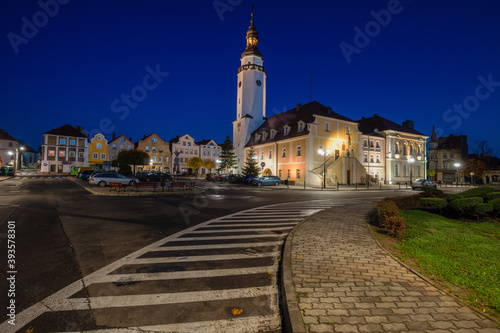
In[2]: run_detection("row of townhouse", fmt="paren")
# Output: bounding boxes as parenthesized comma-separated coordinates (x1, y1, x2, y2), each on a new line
(40, 125, 221, 174)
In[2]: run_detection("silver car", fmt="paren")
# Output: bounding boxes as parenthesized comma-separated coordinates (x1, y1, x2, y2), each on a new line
(411, 179, 437, 190)
(88, 172, 138, 187)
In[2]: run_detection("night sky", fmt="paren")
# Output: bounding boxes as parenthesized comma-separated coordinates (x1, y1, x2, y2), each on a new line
(1, 0, 499, 154)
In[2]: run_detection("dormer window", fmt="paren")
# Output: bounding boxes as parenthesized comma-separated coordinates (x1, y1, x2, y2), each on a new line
(284, 125, 291, 136)
(298, 121, 304, 132)
(262, 131, 268, 141)
(270, 129, 277, 139)
(255, 134, 261, 142)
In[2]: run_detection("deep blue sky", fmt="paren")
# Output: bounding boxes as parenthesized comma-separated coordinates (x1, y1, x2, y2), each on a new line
(1, 0, 499, 154)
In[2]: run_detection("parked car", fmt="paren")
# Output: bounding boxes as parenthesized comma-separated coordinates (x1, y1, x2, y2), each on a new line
(0, 167, 15, 176)
(227, 174, 243, 181)
(206, 173, 216, 180)
(142, 172, 172, 182)
(411, 179, 437, 190)
(77, 170, 96, 180)
(252, 176, 281, 186)
(88, 172, 138, 187)
(214, 174, 227, 181)
(242, 174, 257, 184)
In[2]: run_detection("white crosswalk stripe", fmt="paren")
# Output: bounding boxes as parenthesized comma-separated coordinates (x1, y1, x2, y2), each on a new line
(0, 200, 340, 332)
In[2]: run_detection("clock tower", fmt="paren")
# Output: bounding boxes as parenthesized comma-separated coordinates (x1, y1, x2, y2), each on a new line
(232, 9, 266, 172)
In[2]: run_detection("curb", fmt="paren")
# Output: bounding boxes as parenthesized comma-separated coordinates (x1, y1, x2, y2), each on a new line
(281, 215, 312, 333)
(366, 211, 500, 326)
(0, 177, 13, 182)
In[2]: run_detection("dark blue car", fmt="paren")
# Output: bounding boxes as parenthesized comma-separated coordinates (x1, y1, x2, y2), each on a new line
(242, 174, 257, 184)
(252, 176, 281, 186)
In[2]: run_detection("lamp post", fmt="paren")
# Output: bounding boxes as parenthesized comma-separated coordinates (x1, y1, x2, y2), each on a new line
(408, 157, 415, 185)
(8, 151, 15, 170)
(318, 148, 331, 190)
(19, 146, 25, 169)
(454, 162, 460, 187)
(470, 172, 474, 186)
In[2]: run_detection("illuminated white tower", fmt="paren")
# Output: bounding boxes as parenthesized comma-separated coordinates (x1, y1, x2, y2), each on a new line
(232, 9, 266, 172)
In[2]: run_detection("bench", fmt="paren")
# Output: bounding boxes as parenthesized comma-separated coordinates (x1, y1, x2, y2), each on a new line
(109, 182, 124, 192)
(134, 182, 158, 192)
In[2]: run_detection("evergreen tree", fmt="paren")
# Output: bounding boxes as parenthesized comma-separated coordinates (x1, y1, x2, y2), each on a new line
(242, 146, 260, 176)
(220, 135, 236, 172)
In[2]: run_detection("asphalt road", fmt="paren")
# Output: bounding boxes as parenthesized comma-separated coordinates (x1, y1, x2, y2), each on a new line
(0, 174, 460, 332)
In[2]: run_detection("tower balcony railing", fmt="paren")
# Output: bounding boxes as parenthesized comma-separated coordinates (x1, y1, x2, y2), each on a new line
(238, 64, 266, 73)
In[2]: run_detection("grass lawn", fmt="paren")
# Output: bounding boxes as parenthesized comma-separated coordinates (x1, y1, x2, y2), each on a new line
(396, 210, 500, 318)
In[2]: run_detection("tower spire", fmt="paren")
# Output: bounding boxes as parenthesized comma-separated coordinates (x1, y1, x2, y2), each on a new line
(242, 5, 261, 58)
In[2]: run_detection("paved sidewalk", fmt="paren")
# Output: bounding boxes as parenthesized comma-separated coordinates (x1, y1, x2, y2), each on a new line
(283, 202, 500, 333)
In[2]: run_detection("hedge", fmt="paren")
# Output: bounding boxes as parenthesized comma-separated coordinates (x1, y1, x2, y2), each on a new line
(461, 186, 495, 198)
(485, 192, 500, 202)
(445, 193, 463, 203)
(376, 200, 406, 238)
(420, 198, 448, 210)
(474, 203, 493, 214)
(449, 197, 484, 213)
(490, 198, 500, 211)
(422, 187, 444, 198)
(384, 195, 421, 210)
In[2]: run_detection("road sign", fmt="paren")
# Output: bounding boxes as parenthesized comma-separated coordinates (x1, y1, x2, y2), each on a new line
(261, 162, 265, 167)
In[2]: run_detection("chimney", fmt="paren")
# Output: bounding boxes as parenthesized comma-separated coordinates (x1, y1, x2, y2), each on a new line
(112, 132, 116, 140)
(296, 103, 302, 112)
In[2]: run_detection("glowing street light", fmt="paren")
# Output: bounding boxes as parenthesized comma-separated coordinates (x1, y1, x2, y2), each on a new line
(454, 162, 460, 186)
(408, 157, 415, 185)
(318, 148, 331, 190)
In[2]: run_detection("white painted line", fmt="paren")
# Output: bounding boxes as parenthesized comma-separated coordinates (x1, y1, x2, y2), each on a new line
(63, 286, 276, 310)
(153, 241, 281, 251)
(188, 226, 293, 234)
(174, 234, 286, 241)
(204, 223, 298, 227)
(128, 252, 279, 264)
(54, 316, 281, 333)
(216, 218, 303, 222)
(88, 266, 278, 284)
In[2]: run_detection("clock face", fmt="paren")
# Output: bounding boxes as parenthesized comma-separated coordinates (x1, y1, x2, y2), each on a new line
(256, 80, 262, 87)
(239, 81, 242, 88)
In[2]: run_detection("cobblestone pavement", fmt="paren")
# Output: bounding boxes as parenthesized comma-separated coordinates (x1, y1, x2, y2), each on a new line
(288, 201, 500, 333)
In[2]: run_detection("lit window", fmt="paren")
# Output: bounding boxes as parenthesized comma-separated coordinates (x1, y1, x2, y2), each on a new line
(112, 144, 117, 149)
(96, 143, 102, 149)
(152, 138, 157, 143)
(145, 146, 150, 151)
(97, 136, 102, 140)
(152, 147, 156, 152)
(59, 151, 66, 158)
(48, 150, 55, 157)
(60, 139, 66, 145)
(120, 145, 124, 150)
(70, 139, 75, 146)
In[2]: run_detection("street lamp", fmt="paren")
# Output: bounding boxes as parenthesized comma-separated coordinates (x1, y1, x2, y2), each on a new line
(454, 162, 460, 187)
(408, 157, 415, 185)
(318, 148, 331, 190)
(470, 172, 474, 186)
(7, 151, 15, 170)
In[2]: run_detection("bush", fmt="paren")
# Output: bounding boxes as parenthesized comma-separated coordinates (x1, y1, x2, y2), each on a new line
(207, 177, 215, 181)
(377, 200, 406, 238)
(420, 198, 448, 210)
(485, 192, 500, 202)
(118, 165, 132, 177)
(385, 195, 422, 210)
(490, 198, 500, 211)
(445, 193, 463, 203)
(449, 197, 484, 213)
(461, 186, 495, 198)
(421, 187, 444, 198)
(474, 203, 493, 215)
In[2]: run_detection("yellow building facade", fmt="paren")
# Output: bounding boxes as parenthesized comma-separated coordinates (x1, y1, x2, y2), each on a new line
(88, 133, 109, 168)
(245, 102, 366, 186)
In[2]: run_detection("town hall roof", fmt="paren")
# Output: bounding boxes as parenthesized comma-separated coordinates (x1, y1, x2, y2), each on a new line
(356, 114, 424, 136)
(43, 124, 87, 138)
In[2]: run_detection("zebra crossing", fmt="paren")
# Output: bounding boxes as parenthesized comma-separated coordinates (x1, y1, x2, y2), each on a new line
(1, 200, 343, 333)
(13, 175, 68, 179)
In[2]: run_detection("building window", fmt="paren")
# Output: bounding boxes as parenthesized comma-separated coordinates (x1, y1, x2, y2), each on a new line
(180, 149, 183, 153)
(261, 151, 264, 160)
(100, 153, 106, 160)
(112, 144, 117, 149)
(299, 123, 303, 132)
(8, 142, 13, 147)
(403, 165, 407, 177)
(287, 169, 291, 178)
(69, 151, 75, 158)
(325, 122, 330, 132)
(282, 148, 286, 158)
(183, 142, 186, 146)
(450, 153, 454, 158)
(152, 147, 156, 152)
(145, 146, 150, 151)
(58, 151, 65, 158)
(120, 145, 124, 150)
(159, 148, 163, 152)
(395, 164, 399, 177)
(370, 140, 374, 148)
(128, 145, 132, 150)
(60, 139, 66, 145)
(444, 162, 448, 169)
(152, 156, 156, 162)
(363, 139, 367, 147)
(376, 155, 380, 163)
(70, 139, 75, 146)
(120, 138, 125, 142)
(48, 150, 55, 157)
(152, 138, 157, 143)
(159, 156, 163, 162)
(279, 169, 282, 178)
(417, 165, 421, 177)
(370, 155, 374, 163)
(96, 143, 102, 149)
(269, 150, 272, 159)
(92, 152, 98, 159)
(188, 142, 191, 146)
(376, 141, 380, 148)
(190, 149, 193, 154)
(297, 145, 301, 156)
(78, 152, 83, 158)
(112, 154, 116, 159)
(296, 169, 301, 179)
(364, 154, 367, 163)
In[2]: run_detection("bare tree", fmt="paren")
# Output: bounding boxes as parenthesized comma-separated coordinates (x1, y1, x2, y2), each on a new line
(475, 140, 493, 157)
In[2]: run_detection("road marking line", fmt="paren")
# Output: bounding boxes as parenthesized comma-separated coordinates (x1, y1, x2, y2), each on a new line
(204, 223, 297, 227)
(174, 234, 286, 241)
(188, 226, 293, 234)
(128, 252, 279, 264)
(216, 218, 303, 222)
(88, 266, 278, 284)
(59, 286, 277, 310)
(149, 242, 281, 250)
